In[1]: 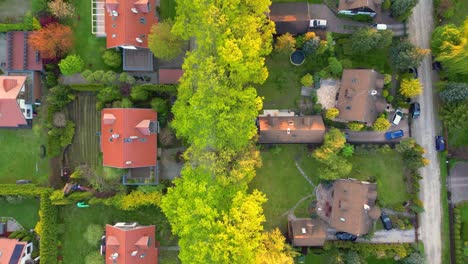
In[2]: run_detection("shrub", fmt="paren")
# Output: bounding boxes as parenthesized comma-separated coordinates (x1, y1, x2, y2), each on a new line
(400, 78, 423, 98)
(300, 73, 314, 87)
(275, 33, 296, 53)
(102, 50, 122, 68)
(382, 89, 389, 97)
(36, 193, 58, 264)
(59, 55, 84, 76)
(47, 85, 75, 113)
(84, 224, 104, 245)
(386, 95, 394, 102)
(325, 107, 340, 119)
(383, 0, 391, 10)
(97, 86, 121, 103)
(48, 0, 75, 19)
(103, 167, 124, 182)
(384, 74, 392, 85)
(118, 72, 135, 85)
(348, 121, 364, 131)
(373, 116, 391, 131)
(117, 187, 163, 210)
(130, 86, 149, 101)
(121, 98, 133, 108)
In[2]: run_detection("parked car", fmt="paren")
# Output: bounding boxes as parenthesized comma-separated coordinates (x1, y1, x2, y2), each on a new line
(100, 235, 106, 255)
(335, 232, 357, 241)
(391, 109, 403, 126)
(435, 136, 445, 152)
(380, 213, 393, 230)
(408, 67, 418, 79)
(432, 56, 443, 71)
(309, 19, 327, 28)
(373, 24, 387, 30)
(385, 130, 404, 140)
(409, 102, 420, 118)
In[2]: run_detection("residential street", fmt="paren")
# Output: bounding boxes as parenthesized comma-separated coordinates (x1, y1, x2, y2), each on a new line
(407, 1, 443, 264)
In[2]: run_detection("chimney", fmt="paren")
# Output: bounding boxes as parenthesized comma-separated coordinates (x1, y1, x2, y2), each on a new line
(103, 113, 116, 125)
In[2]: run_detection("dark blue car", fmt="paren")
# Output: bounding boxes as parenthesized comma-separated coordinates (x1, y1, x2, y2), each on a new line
(435, 136, 445, 152)
(385, 130, 404, 140)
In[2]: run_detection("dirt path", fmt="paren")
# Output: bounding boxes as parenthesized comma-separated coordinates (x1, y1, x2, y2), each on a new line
(294, 160, 315, 188)
(408, 1, 442, 263)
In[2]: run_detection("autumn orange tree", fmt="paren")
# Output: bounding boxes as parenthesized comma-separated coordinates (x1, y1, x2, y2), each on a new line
(28, 23, 73, 59)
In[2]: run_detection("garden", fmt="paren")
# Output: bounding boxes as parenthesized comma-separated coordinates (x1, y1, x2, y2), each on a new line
(0, 197, 40, 229)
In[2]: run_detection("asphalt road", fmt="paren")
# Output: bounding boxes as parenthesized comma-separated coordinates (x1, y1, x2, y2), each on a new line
(407, 1, 443, 264)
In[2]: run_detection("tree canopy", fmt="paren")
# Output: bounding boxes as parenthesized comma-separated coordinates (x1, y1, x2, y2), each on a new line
(58, 55, 84, 76)
(434, 19, 468, 76)
(351, 28, 393, 54)
(439, 82, 468, 102)
(391, 0, 418, 21)
(28, 23, 73, 59)
(148, 20, 185, 60)
(400, 78, 423, 98)
(390, 40, 428, 71)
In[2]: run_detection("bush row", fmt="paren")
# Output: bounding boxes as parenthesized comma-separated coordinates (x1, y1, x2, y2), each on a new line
(68, 84, 106, 92)
(453, 203, 467, 264)
(0, 184, 50, 196)
(36, 193, 58, 264)
(324, 241, 413, 259)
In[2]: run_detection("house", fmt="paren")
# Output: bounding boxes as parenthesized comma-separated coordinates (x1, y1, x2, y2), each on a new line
(258, 110, 325, 144)
(315, 179, 381, 236)
(158, 69, 183, 84)
(1, 31, 43, 106)
(100, 108, 159, 184)
(337, 0, 380, 17)
(0, 76, 34, 128)
(335, 69, 385, 125)
(269, 2, 310, 35)
(287, 214, 327, 247)
(103, 0, 158, 71)
(105, 223, 159, 264)
(0, 238, 33, 264)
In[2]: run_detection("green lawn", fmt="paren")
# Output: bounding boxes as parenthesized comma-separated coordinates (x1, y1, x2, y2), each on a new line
(250, 145, 318, 231)
(0, 113, 49, 184)
(59, 204, 177, 264)
(448, 124, 468, 147)
(160, 0, 177, 21)
(0, 198, 40, 229)
(67, 0, 109, 71)
(349, 148, 408, 208)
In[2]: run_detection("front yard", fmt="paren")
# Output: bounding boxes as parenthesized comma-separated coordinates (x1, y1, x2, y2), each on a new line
(0, 198, 39, 229)
(58, 204, 177, 264)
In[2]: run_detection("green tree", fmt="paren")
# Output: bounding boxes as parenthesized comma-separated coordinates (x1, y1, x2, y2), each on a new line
(351, 28, 393, 54)
(130, 86, 149, 101)
(326, 107, 340, 119)
(395, 139, 429, 169)
(58, 55, 84, 76)
(400, 78, 423, 97)
(102, 50, 122, 68)
(83, 224, 103, 245)
(391, 0, 418, 21)
(344, 251, 365, 264)
(328, 57, 343, 77)
(275, 33, 296, 53)
(341, 144, 354, 158)
(118, 72, 136, 85)
(439, 82, 468, 102)
(151, 97, 169, 123)
(302, 37, 320, 55)
(440, 102, 468, 128)
(431, 24, 462, 56)
(436, 20, 468, 76)
(300, 73, 314, 86)
(390, 40, 428, 71)
(255, 229, 297, 264)
(373, 116, 391, 131)
(121, 97, 133, 108)
(97, 86, 120, 103)
(148, 20, 185, 60)
(348, 121, 365, 131)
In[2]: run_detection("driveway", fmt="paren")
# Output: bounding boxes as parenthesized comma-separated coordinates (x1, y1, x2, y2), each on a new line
(327, 228, 416, 243)
(344, 118, 410, 143)
(448, 162, 468, 204)
(308, 4, 406, 36)
(408, 1, 442, 264)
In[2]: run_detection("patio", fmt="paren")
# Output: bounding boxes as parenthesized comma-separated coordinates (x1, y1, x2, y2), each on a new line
(316, 78, 340, 109)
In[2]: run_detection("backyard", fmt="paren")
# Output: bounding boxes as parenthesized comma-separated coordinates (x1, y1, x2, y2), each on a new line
(160, 0, 177, 20)
(67, 0, 109, 71)
(58, 204, 177, 264)
(0, 198, 40, 229)
(0, 113, 49, 184)
(250, 145, 321, 231)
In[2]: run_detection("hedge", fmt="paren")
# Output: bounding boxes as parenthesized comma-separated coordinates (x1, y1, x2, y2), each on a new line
(324, 241, 413, 259)
(0, 13, 38, 33)
(454, 202, 467, 264)
(132, 84, 177, 94)
(0, 184, 50, 196)
(69, 84, 106, 92)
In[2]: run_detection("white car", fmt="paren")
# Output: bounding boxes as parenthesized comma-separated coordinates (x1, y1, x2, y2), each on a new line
(309, 19, 327, 28)
(391, 109, 403, 126)
(373, 24, 387, 30)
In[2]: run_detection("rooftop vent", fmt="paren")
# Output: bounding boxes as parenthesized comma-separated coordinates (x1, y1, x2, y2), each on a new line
(131, 251, 138, 257)
(111, 10, 119, 16)
(125, 161, 132, 165)
(111, 253, 119, 260)
(140, 253, 146, 258)
(364, 204, 370, 210)
(129, 136, 139, 139)
(114, 222, 138, 228)
(287, 128, 291, 134)
(370, 90, 378, 96)
(111, 133, 120, 139)
(339, 217, 346, 222)
(136, 37, 143, 43)
(301, 228, 307, 234)
(131, 7, 138, 13)
(288, 120, 294, 126)
(111, 34, 116, 38)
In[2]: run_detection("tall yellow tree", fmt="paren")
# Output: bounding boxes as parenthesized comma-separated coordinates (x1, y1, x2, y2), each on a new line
(400, 78, 423, 98)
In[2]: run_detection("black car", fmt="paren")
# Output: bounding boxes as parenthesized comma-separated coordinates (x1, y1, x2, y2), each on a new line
(409, 67, 418, 79)
(335, 232, 357, 241)
(380, 213, 393, 230)
(409, 102, 421, 118)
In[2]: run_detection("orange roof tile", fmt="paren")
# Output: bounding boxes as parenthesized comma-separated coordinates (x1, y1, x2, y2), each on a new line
(101, 108, 157, 168)
(105, 224, 158, 264)
(0, 76, 27, 127)
(0, 238, 28, 264)
(104, 0, 158, 48)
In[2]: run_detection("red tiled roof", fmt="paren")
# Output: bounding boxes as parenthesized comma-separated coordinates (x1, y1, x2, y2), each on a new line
(0, 76, 27, 127)
(104, 0, 158, 48)
(101, 108, 157, 168)
(105, 224, 158, 264)
(7, 31, 43, 71)
(158, 69, 183, 84)
(0, 238, 28, 264)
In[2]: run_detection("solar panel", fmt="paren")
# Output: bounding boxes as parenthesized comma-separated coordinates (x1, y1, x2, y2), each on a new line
(9, 244, 24, 264)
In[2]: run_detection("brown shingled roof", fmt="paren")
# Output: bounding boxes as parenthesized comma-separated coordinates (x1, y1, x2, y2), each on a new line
(288, 216, 327, 247)
(338, 0, 379, 12)
(316, 179, 379, 236)
(258, 115, 325, 144)
(336, 69, 384, 125)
